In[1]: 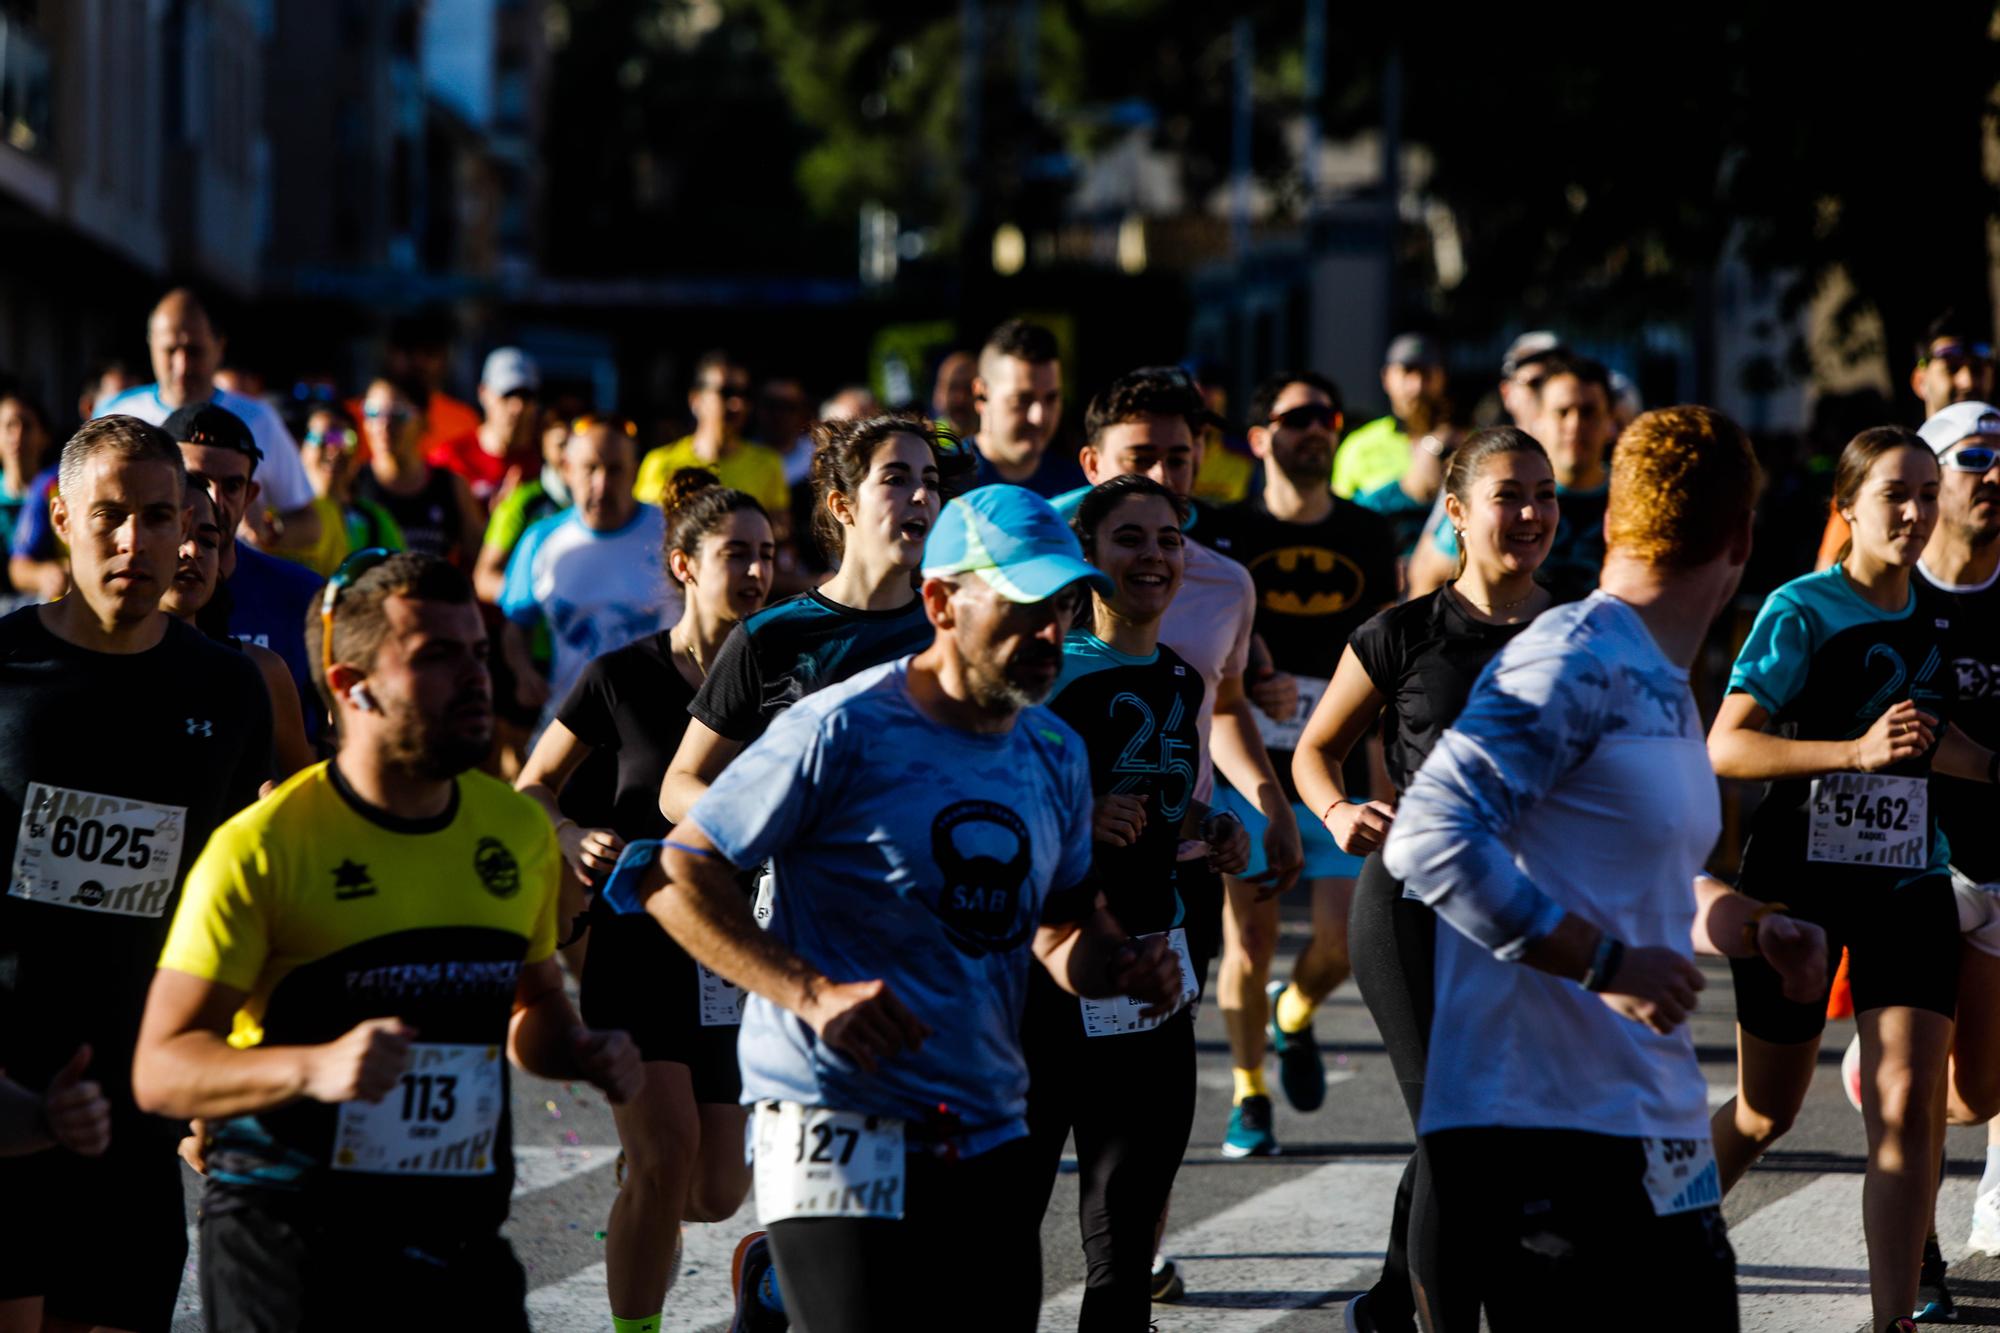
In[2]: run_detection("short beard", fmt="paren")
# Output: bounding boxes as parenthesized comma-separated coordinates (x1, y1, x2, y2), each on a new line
(964, 654, 1050, 713)
(376, 699, 491, 781)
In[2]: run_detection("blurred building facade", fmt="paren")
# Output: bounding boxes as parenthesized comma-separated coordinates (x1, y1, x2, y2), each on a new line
(0, 0, 545, 428)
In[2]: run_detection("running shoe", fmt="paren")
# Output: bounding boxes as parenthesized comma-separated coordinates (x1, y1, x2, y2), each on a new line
(1913, 1232, 1958, 1322)
(1221, 1094, 1279, 1158)
(1969, 1186, 2000, 1255)
(729, 1230, 786, 1332)
(1150, 1254, 1185, 1302)
(1842, 1032, 1864, 1112)
(1267, 980, 1328, 1112)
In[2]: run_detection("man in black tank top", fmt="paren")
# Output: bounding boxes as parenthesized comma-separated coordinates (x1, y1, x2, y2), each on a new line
(355, 373, 485, 566)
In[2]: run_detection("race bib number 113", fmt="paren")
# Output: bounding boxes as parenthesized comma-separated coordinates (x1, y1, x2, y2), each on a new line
(332, 1042, 503, 1177)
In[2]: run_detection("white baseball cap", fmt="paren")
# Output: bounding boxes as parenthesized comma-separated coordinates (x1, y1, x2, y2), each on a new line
(481, 347, 540, 397)
(1918, 401, 2000, 464)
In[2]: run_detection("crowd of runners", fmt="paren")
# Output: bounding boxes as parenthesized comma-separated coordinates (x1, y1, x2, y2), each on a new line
(3, 286, 2000, 1333)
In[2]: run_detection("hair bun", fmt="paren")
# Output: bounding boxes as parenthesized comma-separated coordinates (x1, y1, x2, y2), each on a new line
(660, 465, 722, 518)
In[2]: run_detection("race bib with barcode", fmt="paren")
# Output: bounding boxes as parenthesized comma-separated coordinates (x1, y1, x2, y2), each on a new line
(751, 1101, 905, 1222)
(8, 783, 187, 917)
(332, 1042, 503, 1176)
(1641, 1136, 1720, 1216)
(698, 960, 747, 1026)
(1252, 675, 1329, 754)
(1807, 772, 1927, 868)
(1079, 927, 1200, 1038)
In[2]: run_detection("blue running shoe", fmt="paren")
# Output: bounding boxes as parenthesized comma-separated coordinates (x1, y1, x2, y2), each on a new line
(1913, 1234, 1958, 1322)
(1267, 980, 1327, 1112)
(729, 1230, 787, 1332)
(1221, 1094, 1279, 1158)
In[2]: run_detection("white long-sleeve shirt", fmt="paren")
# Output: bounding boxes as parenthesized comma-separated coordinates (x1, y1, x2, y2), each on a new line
(1382, 592, 1719, 1141)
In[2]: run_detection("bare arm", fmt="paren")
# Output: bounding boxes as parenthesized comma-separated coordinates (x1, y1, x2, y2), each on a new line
(505, 957, 640, 1101)
(502, 621, 550, 713)
(246, 643, 314, 780)
(1692, 873, 1828, 1002)
(9, 556, 65, 602)
(660, 718, 745, 824)
(1208, 670, 1302, 897)
(1935, 722, 1998, 784)
(1707, 692, 1934, 781)
(1290, 646, 1396, 855)
(473, 541, 513, 604)
(1406, 537, 1455, 599)
(132, 968, 413, 1119)
(1031, 897, 1184, 1015)
(517, 721, 625, 880)
(450, 474, 488, 570)
(633, 823, 931, 1073)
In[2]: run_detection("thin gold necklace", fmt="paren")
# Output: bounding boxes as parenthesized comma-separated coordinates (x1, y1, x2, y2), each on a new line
(1454, 582, 1536, 614)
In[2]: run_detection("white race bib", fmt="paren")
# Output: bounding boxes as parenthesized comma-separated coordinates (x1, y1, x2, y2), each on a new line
(1641, 1136, 1720, 1216)
(697, 961, 747, 1027)
(1807, 772, 1928, 868)
(8, 783, 187, 917)
(332, 1042, 503, 1176)
(1252, 675, 1329, 754)
(1079, 927, 1200, 1038)
(752, 1101, 905, 1222)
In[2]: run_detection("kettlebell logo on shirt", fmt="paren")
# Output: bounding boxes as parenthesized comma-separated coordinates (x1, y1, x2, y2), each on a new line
(929, 800, 1034, 958)
(474, 837, 521, 899)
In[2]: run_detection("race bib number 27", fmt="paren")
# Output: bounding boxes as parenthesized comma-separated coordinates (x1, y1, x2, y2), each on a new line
(9, 783, 187, 917)
(752, 1101, 905, 1223)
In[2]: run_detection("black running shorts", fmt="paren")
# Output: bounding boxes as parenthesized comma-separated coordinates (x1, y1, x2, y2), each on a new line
(1732, 837, 1961, 1044)
(0, 1122, 188, 1333)
(579, 907, 743, 1104)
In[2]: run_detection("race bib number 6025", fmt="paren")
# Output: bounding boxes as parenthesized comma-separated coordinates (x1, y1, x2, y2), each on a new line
(9, 783, 187, 917)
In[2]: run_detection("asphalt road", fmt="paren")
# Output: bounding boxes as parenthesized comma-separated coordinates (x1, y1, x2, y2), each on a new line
(168, 911, 2000, 1331)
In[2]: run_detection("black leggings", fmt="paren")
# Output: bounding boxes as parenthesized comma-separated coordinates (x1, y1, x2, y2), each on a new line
(1349, 851, 1475, 1331)
(1426, 1127, 1738, 1331)
(1023, 969, 1198, 1331)
(765, 1136, 1044, 1333)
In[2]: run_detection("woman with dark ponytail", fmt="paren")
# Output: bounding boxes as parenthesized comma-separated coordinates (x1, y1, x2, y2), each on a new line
(516, 467, 776, 1333)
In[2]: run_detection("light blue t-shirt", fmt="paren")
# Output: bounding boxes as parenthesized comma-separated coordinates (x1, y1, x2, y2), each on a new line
(498, 504, 675, 720)
(689, 657, 1096, 1157)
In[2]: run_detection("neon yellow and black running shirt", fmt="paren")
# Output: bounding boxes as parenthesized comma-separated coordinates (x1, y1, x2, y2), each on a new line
(159, 760, 560, 1231)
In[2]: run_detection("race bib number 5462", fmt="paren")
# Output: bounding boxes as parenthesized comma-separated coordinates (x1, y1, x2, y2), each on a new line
(9, 783, 186, 917)
(1807, 772, 1927, 869)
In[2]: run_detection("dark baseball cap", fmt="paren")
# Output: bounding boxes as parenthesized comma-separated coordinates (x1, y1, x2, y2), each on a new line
(162, 402, 262, 464)
(1384, 333, 1443, 369)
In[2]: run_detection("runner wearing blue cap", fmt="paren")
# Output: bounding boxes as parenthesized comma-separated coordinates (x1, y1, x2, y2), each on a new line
(600, 484, 1186, 1333)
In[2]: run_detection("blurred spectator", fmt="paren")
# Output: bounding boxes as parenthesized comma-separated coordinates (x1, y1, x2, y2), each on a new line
(759, 376, 817, 487)
(1912, 309, 1997, 420)
(428, 347, 543, 506)
(0, 389, 57, 607)
(161, 402, 325, 738)
(282, 406, 405, 576)
(1189, 362, 1255, 503)
(1497, 330, 1566, 426)
(820, 384, 883, 422)
(930, 349, 979, 438)
(475, 413, 576, 604)
(499, 418, 674, 727)
(633, 351, 789, 527)
(76, 361, 132, 430)
(1355, 395, 1461, 565)
(969, 318, 1083, 497)
(1333, 332, 1448, 499)
(97, 288, 321, 552)
(388, 312, 484, 460)
(354, 373, 486, 567)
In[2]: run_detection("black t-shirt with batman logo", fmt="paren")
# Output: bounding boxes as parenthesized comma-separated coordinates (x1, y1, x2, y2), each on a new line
(1921, 564, 2000, 883)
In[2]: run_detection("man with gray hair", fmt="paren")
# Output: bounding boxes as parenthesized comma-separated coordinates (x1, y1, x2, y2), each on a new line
(0, 415, 271, 1333)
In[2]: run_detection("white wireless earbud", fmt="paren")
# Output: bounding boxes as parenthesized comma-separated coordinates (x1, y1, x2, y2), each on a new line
(350, 684, 378, 714)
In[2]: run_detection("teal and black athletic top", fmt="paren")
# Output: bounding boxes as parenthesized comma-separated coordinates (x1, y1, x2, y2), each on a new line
(1044, 633, 1206, 935)
(688, 589, 937, 744)
(1727, 565, 1956, 877)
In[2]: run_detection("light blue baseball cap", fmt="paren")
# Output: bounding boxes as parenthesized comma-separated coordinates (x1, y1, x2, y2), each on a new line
(921, 484, 1113, 603)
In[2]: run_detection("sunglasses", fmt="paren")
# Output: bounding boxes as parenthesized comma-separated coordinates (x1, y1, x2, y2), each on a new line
(1270, 404, 1339, 432)
(701, 382, 752, 402)
(570, 414, 638, 438)
(363, 404, 413, 422)
(1925, 341, 1996, 367)
(1944, 445, 2000, 472)
(320, 546, 394, 678)
(305, 428, 356, 451)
